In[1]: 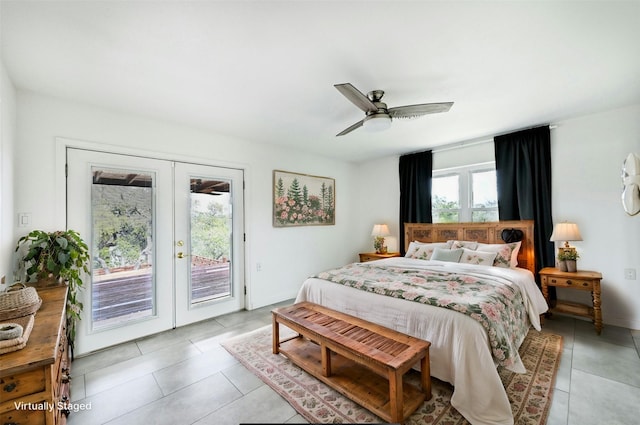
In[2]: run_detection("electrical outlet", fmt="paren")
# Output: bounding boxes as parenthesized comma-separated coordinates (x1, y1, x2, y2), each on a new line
(624, 268, 636, 280)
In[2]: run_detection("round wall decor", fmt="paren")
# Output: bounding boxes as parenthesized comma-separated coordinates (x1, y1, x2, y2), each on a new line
(621, 152, 640, 216)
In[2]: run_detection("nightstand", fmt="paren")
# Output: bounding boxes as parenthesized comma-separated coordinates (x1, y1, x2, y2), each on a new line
(539, 267, 603, 334)
(359, 252, 401, 262)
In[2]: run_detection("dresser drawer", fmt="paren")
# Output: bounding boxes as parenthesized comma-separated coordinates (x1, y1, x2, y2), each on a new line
(546, 276, 594, 290)
(1, 368, 47, 403)
(0, 404, 47, 425)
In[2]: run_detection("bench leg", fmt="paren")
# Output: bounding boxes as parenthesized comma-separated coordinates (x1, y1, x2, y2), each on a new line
(272, 314, 280, 354)
(321, 343, 332, 377)
(389, 370, 403, 423)
(420, 355, 431, 400)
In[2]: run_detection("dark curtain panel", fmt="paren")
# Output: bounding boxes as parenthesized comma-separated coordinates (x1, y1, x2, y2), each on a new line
(494, 126, 555, 281)
(399, 151, 433, 254)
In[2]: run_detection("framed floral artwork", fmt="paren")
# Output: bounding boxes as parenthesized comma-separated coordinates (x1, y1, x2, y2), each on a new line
(273, 170, 335, 227)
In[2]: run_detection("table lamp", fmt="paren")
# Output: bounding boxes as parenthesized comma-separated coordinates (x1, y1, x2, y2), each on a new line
(371, 224, 390, 254)
(550, 222, 582, 255)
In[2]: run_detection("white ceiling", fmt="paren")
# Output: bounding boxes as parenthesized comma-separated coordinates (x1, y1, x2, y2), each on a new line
(2, 1, 639, 163)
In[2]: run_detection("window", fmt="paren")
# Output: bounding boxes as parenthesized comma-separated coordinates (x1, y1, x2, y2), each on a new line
(432, 163, 498, 223)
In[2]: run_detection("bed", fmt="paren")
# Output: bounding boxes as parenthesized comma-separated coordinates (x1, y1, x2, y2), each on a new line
(295, 220, 548, 425)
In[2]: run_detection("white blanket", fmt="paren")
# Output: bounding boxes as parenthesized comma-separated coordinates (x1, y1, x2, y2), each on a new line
(295, 257, 548, 425)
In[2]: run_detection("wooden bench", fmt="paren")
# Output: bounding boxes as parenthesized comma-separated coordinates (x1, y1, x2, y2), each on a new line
(272, 302, 431, 423)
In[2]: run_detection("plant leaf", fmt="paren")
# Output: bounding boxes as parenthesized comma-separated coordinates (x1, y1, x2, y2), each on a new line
(56, 237, 69, 249)
(46, 257, 57, 272)
(58, 252, 70, 265)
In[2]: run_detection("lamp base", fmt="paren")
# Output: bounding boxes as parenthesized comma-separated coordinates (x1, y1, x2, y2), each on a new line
(373, 236, 387, 254)
(558, 247, 576, 256)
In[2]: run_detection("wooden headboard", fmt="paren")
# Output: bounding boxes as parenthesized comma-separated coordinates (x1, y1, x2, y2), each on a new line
(404, 220, 535, 275)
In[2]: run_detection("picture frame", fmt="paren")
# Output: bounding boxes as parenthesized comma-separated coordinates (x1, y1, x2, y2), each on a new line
(273, 170, 335, 227)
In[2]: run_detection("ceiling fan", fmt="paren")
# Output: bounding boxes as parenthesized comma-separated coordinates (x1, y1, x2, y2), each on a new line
(334, 83, 453, 136)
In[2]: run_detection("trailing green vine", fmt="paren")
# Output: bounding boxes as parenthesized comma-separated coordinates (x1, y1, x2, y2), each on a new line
(15, 229, 90, 356)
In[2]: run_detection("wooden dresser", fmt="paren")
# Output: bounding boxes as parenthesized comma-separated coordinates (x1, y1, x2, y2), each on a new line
(0, 286, 70, 425)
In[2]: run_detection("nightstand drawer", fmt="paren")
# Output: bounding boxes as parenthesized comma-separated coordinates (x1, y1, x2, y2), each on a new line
(547, 277, 594, 290)
(360, 253, 382, 262)
(358, 252, 401, 262)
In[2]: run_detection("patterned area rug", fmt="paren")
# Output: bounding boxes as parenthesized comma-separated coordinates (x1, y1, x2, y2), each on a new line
(221, 325, 562, 424)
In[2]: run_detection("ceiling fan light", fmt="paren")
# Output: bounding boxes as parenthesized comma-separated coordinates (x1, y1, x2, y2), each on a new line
(362, 114, 392, 132)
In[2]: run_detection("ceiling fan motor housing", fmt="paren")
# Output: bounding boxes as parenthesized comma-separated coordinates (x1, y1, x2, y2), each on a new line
(363, 91, 391, 131)
(367, 90, 385, 102)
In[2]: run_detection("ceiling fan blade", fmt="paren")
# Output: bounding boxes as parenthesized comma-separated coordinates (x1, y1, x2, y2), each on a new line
(334, 83, 378, 113)
(336, 119, 364, 136)
(388, 102, 453, 118)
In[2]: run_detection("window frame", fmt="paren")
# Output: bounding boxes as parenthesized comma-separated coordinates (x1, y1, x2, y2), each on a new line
(432, 161, 498, 223)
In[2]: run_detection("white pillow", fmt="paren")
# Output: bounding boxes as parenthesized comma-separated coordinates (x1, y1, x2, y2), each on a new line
(448, 240, 479, 250)
(405, 241, 421, 256)
(476, 241, 521, 268)
(459, 248, 498, 266)
(406, 242, 451, 259)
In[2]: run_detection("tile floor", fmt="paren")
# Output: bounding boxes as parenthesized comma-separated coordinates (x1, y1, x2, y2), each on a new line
(67, 303, 640, 425)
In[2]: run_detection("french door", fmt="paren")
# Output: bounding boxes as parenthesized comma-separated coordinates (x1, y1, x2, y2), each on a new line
(66, 149, 244, 355)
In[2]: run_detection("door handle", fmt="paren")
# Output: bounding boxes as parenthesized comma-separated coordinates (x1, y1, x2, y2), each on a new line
(177, 252, 185, 259)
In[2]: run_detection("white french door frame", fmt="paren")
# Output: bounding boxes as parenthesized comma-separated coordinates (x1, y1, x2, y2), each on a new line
(57, 138, 249, 355)
(173, 162, 245, 326)
(67, 149, 175, 354)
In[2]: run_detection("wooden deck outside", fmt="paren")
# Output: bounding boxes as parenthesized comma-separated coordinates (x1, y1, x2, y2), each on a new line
(91, 263, 231, 324)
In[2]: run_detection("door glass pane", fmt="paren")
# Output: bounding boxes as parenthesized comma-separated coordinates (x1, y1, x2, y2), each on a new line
(91, 168, 155, 330)
(189, 177, 232, 305)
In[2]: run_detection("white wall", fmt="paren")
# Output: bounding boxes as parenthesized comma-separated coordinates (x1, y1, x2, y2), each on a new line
(0, 60, 17, 292)
(356, 104, 640, 330)
(12, 91, 359, 309)
(352, 156, 402, 254)
(550, 104, 640, 330)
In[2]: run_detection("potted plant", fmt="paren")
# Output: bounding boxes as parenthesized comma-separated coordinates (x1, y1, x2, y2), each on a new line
(15, 229, 90, 353)
(373, 236, 388, 254)
(557, 249, 580, 272)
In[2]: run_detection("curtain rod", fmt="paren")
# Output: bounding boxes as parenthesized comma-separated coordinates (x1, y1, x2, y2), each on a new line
(430, 124, 558, 154)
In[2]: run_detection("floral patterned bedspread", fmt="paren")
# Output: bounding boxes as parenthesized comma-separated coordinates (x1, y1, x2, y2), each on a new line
(313, 262, 530, 369)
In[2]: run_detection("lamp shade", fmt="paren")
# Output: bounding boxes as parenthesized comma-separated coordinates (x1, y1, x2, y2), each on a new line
(371, 224, 390, 237)
(550, 222, 583, 244)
